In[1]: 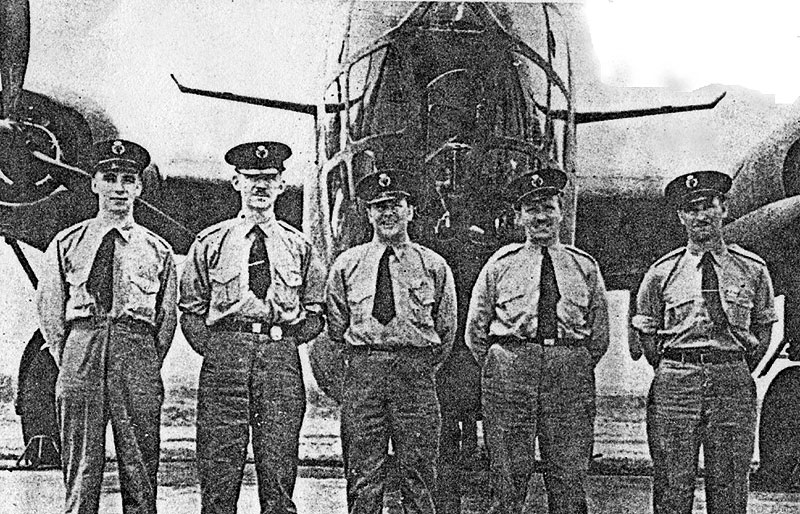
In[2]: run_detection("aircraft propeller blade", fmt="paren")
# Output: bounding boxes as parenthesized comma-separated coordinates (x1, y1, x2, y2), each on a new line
(724, 195, 800, 262)
(29, 149, 91, 188)
(0, 0, 31, 118)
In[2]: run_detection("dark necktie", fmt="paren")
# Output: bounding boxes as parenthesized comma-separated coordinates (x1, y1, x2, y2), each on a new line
(700, 252, 728, 328)
(537, 246, 561, 339)
(372, 246, 396, 325)
(249, 226, 271, 299)
(87, 229, 118, 313)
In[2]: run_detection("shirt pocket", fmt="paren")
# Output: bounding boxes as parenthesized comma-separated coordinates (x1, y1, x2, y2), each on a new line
(664, 298, 696, 328)
(209, 267, 241, 312)
(127, 272, 160, 318)
(409, 278, 435, 328)
(559, 287, 590, 329)
(272, 266, 303, 311)
(496, 286, 527, 324)
(65, 267, 93, 310)
(347, 285, 373, 323)
(723, 286, 754, 329)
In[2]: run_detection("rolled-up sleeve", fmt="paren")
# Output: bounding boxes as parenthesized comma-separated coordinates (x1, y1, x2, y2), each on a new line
(433, 262, 457, 359)
(587, 267, 610, 365)
(325, 260, 349, 345)
(179, 239, 210, 317)
(36, 239, 67, 364)
(632, 268, 664, 334)
(752, 265, 778, 327)
(465, 261, 496, 367)
(155, 252, 178, 361)
(301, 243, 327, 308)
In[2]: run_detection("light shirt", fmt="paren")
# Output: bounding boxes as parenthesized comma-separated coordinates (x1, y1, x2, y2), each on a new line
(326, 240, 457, 353)
(179, 213, 325, 325)
(465, 242, 610, 366)
(36, 216, 177, 364)
(633, 243, 778, 352)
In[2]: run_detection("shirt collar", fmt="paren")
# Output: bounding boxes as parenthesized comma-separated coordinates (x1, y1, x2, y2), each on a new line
(370, 240, 410, 260)
(91, 216, 135, 242)
(237, 211, 278, 235)
(525, 241, 563, 253)
(686, 240, 729, 259)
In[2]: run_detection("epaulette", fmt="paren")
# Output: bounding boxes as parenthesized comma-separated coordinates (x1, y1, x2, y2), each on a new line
(140, 226, 172, 252)
(652, 247, 686, 268)
(491, 243, 525, 262)
(652, 248, 687, 293)
(277, 220, 309, 241)
(413, 242, 447, 264)
(55, 220, 90, 243)
(728, 244, 767, 266)
(564, 245, 598, 266)
(195, 219, 237, 242)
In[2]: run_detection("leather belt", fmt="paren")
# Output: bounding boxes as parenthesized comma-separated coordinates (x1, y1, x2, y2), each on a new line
(661, 349, 744, 364)
(490, 335, 583, 348)
(347, 345, 433, 354)
(73, 316, 155, 335)
(212, 319, 285, 340)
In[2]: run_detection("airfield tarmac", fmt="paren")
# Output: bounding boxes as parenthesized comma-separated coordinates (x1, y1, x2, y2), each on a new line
(3, 391, 800, 513)
(4, 461, 800, 513)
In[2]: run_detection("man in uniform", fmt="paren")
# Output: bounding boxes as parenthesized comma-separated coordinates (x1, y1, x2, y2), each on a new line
(36, 139, 177, 514)
(325, 168, 457, 514)
(632, 170, 777, 514)
(179, 141, 326, 514)
(465, 164, 609, 514)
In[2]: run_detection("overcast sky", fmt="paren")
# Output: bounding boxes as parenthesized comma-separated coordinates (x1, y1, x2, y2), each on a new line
(586, 0, 800, 103)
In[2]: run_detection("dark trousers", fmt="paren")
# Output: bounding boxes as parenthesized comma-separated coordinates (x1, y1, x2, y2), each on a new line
(341, 349, 441, 514)
(197, 333, 306, 514)
(647, 358, 756, 514)
(57, 320, 163, 514)
(481, 342, 595, 514)
(435, 347, 481, 514)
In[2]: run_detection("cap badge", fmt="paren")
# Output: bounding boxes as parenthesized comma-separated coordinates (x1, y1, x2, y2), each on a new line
(255, 145, 269, 159)
(378, 173, 391, 187)
(111, 141, 126, 155)
(530, 174, 544, 187)
(686, 175, 698, 189)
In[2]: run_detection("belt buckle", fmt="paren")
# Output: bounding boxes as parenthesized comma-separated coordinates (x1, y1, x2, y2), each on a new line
(542, 338, 556, 347)
(251, 322, 263, 334)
